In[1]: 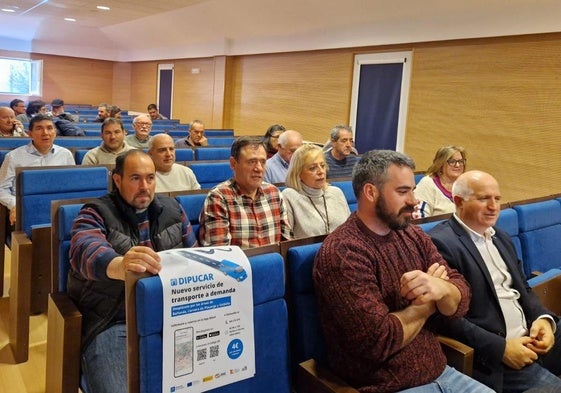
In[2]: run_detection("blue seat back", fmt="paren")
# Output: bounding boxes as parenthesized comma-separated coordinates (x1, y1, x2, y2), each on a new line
(174, 193, 207, 235)
(514, 200, 561, 275)
(194, 147, 231, 161)
(174, 148, 194, 162)
(414, 173, 425, 184)
(136, 252, 289, 393)
(56, 203, 86, 291)
(417, 219, 445, 233)
(188, 162, 232, 189)
(329, 180, 356, 212)
(285, 242, 326, 365)
(18, 166, 110, 237)
(206, 137, 236, 147)
(495, 207, 525, 274)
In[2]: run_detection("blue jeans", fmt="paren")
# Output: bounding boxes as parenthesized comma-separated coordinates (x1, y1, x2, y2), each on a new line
(502, 362, 561, 393)
(81, 323, 127, 393)
(398, 366, 494, 393)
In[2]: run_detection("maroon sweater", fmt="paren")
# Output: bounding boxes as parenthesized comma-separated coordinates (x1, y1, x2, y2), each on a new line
(313, 213, 470, 393)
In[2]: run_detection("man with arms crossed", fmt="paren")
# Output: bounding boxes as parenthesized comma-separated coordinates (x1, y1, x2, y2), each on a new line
(429, 170, 561, 392)
(314, 150, 492, 393)
(199, 136, 291, 248)
(68, 150, 198, 392)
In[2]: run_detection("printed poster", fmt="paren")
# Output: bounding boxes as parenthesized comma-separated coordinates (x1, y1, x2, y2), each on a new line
(158, 246, 255, 392)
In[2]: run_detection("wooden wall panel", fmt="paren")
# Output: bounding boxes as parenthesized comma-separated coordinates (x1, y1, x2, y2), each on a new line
(405, 35, 561, 201)
(226, 50, 353, 142)
(112, 62, 132, 111)
(128, 61, 159, 114)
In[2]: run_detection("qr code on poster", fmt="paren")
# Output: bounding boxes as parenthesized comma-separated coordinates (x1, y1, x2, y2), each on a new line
(197, 348, 207, 361)
(210, 345, 219, 358)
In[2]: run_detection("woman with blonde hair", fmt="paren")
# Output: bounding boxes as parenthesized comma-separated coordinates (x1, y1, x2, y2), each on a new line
(282, 144, 350, 239)
(415, 145, 467, 217)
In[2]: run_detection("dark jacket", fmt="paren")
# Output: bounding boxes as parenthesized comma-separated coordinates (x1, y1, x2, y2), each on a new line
(429, 216, 555, 391)
(53, 114, 85, 136)
(68, 192, 184, 350)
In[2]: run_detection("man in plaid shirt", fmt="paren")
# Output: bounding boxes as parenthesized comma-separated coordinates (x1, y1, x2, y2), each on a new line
(199, 136, 292, 248)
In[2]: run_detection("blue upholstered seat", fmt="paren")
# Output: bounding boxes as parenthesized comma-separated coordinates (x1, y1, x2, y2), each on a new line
(194, 147, 231, 161)
(206, 137, 236, 147)
(285, 242, 326, 365)
(174, 192, 207, 235)
(188, 161, 232, 189)
(329, 180, 356, 212)
(18, 166, 109, 237)
(136, 252, 290, 393)
(513, 199, 561, 275)
(174, 148, 194, 161)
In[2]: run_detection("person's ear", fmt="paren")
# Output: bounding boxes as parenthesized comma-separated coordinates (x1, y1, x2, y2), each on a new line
(363, 183, 378, 202)
(112, 173, 122, 189)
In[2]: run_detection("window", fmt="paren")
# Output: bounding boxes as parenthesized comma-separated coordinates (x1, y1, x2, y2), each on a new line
(0, 57, 43, 95)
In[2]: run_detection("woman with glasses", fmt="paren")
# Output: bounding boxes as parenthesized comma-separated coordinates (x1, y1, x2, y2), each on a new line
(282, 144, 350, 239)
(262, 124, 286, 159)
(415, 145, 467, 218)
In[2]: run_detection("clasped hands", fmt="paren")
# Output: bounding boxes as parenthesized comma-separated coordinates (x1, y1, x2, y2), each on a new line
(399, 263, 451, 316)
(502, 318, 555, 370)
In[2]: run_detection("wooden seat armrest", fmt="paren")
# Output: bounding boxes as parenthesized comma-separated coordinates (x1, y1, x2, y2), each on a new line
(45, 292, 82, 393)
(296, 358, 359, 393)
(438, 335, 474, 376)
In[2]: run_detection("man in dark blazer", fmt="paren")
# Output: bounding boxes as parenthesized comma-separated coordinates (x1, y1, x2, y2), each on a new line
(429, 170, 561, 393)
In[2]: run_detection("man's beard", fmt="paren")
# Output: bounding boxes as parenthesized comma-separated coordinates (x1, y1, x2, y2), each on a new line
(375, 194, 414, 230)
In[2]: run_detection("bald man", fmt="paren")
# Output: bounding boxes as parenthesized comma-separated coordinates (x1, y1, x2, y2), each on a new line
(264, 129, 303, 183)
(0, 106, 26, 137)
(429, 170, 561, 392)
(148, 133, 200, 193)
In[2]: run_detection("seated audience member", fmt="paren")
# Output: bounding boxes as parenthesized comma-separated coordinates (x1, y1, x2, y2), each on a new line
(415, 145, 467, 218)
(16, 99, 46, 124)
(199, 136, 291, 248)
(0, 106, 27, 137)
(93, 103, 110, 123)
(175, 120, 208, 148)
(263, 129, 303, 183)
(429, 170, 561, 393)
(314, 150, 492, 393)
(148, 134, 200, 193)
(262, 124, 286, 159)
(0, 114, 75, 225)
(10, 99, 26, 117)
(282, 144, 349, 239)
(323, 124, 359, 179)
(109, 105, 122, 119)
(68, 150, 198, 392)
(125, 114, 152, 149)
(147, 103, 167, 120)
(50, 99, 85, 136)
(82, 118, 134, 165)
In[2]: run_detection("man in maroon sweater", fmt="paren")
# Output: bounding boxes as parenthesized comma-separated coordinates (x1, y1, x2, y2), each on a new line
(313, 150, 492, 393)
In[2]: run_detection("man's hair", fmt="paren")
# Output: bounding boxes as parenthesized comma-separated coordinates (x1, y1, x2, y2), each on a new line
(230, 136, 265, 160)
(189, 120, 204, 130)
(29, 113, 54, 130)
(101, 117, 124, 132)
(352, 150, 415, 198)
(133, 114, 151, 125)
(147, 104, 157, 111)
(113, 149, 148, 177)
(26, 100, 46, 117)
(452, 175, 475, 201)
(10, 99, 24, 109)
(330, 125, 352, 141)
(109, 105, 121, 117)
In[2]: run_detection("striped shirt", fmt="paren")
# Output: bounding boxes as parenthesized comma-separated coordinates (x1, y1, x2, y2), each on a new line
(199, 178, 292, 248)
(0, 142, 75, 209)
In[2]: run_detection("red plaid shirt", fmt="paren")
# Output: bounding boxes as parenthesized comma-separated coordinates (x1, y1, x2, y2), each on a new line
(199, 179, 292, 248)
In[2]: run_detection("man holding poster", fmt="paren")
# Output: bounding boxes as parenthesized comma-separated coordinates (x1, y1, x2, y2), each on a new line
(68, 149, 198, 393)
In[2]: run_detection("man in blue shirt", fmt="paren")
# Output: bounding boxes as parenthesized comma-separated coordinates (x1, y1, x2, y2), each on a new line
(263, 129, 302, 183)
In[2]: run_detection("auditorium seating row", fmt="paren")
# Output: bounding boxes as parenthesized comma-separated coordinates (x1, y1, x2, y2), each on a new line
(45, 196, 561, 393)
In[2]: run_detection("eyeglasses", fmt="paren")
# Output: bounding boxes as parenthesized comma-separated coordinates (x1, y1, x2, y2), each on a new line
(447, 158, 466, 167)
